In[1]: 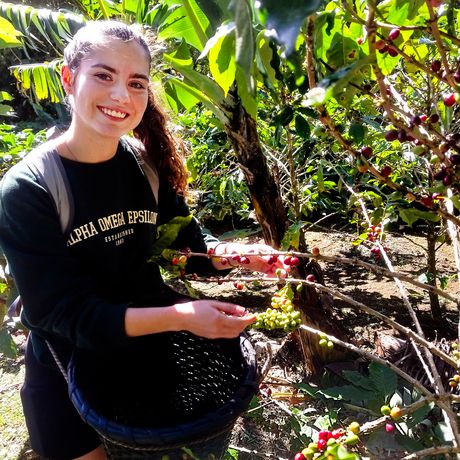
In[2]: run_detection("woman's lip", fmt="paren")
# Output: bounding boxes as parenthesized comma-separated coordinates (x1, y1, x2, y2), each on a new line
(98, 106, 130, 119)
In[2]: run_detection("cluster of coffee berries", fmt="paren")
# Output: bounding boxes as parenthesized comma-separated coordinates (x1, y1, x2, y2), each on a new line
(252, 285, 301, 331)
(366, 224, 382, 242)
(292, 422, 360, 460)
(318, 332, 334, 350)
(451, 341, 460, 360)
(433, 148, 460, 187)
(379, 404, 402, 435)
(283, 254, 300, 266)
(448, 374, 460, 389)
(374, 27, 400, 57)
(380, 404, 402, 420)
(163, 250, 190, 278)
(443, 92, 460, 107)
(170, 254, 188, 267)
(207, 247, 251, 267)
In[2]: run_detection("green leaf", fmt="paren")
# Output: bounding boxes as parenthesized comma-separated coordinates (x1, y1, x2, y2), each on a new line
(341, 370, 373, 390)
(280, 221, 307, 250)
(398, 208, 440, 227)
(452, 195, 460, 211)
(164, 41, 227, 109)
(0, 327, 17, 359)
(294, 114, 310, 139)
(348, 123, 366, 144)
(0, 91, 13, 102)
(406, 402, 434, 428)
(433, 421, 455, 443)
(195, 0, 227, 30)
(368, 362, 397, 399)
(164, 78, 201, 112)
(0, 104, 14, 116)
(231, 0, 255, 94)
(218, 228, 261, 240)
(149, 215, 193, 256)
(257, 0, 322, 55)
(159, 0, 210, 51)
(0, 17, 22, 48)
(394, 433, 426, 452)
(317, 385, 376, 403)
(206, 24, 237, 96)
(164, 77, 228, 126)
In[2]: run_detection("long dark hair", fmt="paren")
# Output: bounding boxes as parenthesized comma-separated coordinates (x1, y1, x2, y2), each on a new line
(63, 20, 188, 194)
(134, 87, 188, 194)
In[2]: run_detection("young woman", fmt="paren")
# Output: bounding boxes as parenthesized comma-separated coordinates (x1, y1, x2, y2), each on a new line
(0, 21, 287, 460)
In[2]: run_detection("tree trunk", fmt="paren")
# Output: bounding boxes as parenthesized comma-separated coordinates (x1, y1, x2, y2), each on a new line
(224, 101, 347, 376)
(224, 102, 287, 249)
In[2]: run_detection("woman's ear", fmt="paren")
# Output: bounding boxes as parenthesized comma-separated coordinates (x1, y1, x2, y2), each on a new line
(61, 65, 72, 94)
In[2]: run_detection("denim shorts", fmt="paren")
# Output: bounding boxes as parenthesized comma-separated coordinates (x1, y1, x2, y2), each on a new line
(20, 339, 101, 460)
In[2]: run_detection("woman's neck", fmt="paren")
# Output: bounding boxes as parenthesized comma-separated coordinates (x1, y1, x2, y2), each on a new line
(58, 125, 120, 163)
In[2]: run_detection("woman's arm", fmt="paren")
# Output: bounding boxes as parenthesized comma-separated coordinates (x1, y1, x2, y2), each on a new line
(125, 299, 256, 339)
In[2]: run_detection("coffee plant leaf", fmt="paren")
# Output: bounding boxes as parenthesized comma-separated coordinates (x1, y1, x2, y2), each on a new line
(368, 362, 398, 399)
(399, 208, 440, 227)
(318, 384, 375, 403)
(433, 421, 455, 443)
(280, 221, 307, 250)
(336, 446, 360, 460)
(0, 326, 17, 358)
(406, 402, 434, 429)
(341, 370, 373, 391)
(257, 0, 322, 55)
(394, 432, 426, 452)
(348, 123, 366, 144)
(150, 215, 194, 256)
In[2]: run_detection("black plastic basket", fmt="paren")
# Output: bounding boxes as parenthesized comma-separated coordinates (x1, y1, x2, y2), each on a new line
(67, 332, 258, 460)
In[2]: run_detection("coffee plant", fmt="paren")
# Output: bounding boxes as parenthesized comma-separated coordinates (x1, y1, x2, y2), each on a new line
(2, 0, 460, 458)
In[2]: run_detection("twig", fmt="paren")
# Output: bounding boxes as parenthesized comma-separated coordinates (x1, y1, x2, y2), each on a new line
(189, 271, 458, 369)
(425, 0, 455, 88)
(402, 446, 460, 459)
(360, 393, 449, 435)
(298, 323, 432, 397)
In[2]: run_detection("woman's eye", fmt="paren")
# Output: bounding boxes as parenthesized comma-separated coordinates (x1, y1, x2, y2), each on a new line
(130, 81, 146, 90)
(95, 73, 111, 81)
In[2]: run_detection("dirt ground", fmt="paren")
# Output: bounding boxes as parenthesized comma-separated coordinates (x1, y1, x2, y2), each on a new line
(1, 227, 459, 459)
(191, 227, 460, 459)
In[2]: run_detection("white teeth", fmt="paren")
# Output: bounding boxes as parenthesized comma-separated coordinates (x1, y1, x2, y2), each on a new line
(100, 107, 127, 119)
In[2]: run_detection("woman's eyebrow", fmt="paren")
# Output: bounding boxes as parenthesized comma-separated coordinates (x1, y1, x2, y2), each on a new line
(90, 63, 149, 80)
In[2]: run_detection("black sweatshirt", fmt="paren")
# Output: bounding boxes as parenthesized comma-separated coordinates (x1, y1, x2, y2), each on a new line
(0, 140, 218, 365)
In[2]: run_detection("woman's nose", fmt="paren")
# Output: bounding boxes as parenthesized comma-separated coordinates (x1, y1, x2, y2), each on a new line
(110, 84, 130, 104)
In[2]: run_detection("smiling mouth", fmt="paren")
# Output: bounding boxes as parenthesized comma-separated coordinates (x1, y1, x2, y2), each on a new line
(99, 106, 129, 119)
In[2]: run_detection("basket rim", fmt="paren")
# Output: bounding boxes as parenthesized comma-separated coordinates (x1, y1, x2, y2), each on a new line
(67, 334, 258, 447)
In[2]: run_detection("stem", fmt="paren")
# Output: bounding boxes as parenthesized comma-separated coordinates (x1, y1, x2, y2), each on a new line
(96, 0, 109, 19)
(286, 130, 301, 219)
(201, 272, 457, 369)
(425, 0, 456, 88)
(403, 446, 460, 460)
(298, 324, 432, 397)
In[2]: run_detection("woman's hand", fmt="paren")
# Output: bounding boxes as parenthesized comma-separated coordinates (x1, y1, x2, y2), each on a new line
(173, 300, 257, 339)
(213, 242, 289, 277)
(126, 300, 256, 339)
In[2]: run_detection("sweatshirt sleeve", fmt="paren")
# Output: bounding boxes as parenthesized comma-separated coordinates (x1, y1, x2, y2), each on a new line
(0, 165, 130, 352)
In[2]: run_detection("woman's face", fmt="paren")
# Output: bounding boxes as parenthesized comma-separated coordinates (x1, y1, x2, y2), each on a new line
(65, 39, 150, 141)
